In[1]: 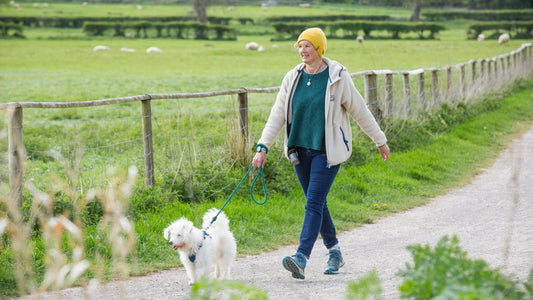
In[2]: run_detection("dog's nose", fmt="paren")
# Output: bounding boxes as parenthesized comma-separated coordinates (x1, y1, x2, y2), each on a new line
(168, 241, 173, 245)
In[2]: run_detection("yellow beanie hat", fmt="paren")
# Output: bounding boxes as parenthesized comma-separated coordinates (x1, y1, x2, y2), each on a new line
(297, 27, 327, 57)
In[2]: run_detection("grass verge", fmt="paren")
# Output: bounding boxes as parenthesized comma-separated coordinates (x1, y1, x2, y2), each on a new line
(1, 79, 532, 298)
(130, 78, 533, 275)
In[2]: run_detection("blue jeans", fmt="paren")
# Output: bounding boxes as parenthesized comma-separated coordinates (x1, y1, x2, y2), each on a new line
(293, 148, 340, 258)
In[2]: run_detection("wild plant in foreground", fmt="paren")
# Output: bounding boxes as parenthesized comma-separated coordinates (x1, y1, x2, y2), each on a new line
(397, 235, 532, 299)
(0, 146, 137, 296)
(92, 166, 137, 281)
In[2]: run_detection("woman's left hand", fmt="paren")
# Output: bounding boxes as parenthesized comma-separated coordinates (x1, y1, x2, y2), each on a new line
(252, 151, 267, 168)
(379, 144, 390, 161)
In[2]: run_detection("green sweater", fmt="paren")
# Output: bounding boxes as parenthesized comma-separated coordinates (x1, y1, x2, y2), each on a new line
(287, 67, 329, 152)
(257, 57, 387, 166)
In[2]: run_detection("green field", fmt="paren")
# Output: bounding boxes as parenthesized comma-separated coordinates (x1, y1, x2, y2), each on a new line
(0, 4, 528, 101)
(1, 3, 533, 297)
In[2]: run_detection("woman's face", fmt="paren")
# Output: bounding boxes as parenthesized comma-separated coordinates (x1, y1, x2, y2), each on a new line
(298, 40, 321, 65)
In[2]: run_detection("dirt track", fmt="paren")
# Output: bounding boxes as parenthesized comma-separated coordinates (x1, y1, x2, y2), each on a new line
(20, 126, 533, 300)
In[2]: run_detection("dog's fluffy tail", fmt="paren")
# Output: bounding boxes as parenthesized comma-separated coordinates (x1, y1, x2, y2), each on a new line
(203, 208, 230, 231)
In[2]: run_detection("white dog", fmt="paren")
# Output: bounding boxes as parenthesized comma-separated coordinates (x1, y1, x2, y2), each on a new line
(163, 208, 237, 285)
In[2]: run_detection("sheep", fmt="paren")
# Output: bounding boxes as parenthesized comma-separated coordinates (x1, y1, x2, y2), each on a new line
(245, 42, 260, 51)
(136, 5, 142, 10)
(261, 3, 267, 11)
(299, 3, 311, 8)
(498, 33, 510, 45)
(82, 2, 88, 6)
(120, 47, 135, 52)
(146, 47, 162, 53)
(93, 45, 110, 51)
(33, 3, 39, 8)
(257, 45, 265, 52)
(356, 36, 364, 44)
(477, 34, 485, 42)
(9, 1, 20, 9)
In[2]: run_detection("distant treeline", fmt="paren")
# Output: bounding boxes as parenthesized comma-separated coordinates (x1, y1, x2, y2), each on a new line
(467, 21, 533, 39)
(0, 21, 23, 37)
(7, 0, 532, 9)
(0, 15, 254, 28)
(265, 14, 389, 23)
(423, 9, 533, 21)
(272, 21, 445, 40)
(421, 9, 533, 40)
(82, 20, 236, 40)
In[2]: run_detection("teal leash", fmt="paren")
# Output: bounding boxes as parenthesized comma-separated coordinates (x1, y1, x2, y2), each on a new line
(208, 166, 267, 226)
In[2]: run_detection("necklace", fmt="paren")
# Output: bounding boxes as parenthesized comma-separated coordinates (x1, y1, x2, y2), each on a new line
(306, 62, 325, 86)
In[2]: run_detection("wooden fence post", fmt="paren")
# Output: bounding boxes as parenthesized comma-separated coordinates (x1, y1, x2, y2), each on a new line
(501, 56, 506, 77)
(460, 64, 466, 99)
(8, 104, 24, 207)
(479, 59, 486, 82)
(493, 59, 498, 80)
(364, 73, 381, 121)
(418, 71, 426, 111)
(385, 72, 393, 117)
(446, 66, 452, 102)
(513, 51, 518, 74)
(487, 59, 493, 82)
(471, 60, 477, 85)
(402, 72, 411, 118)
(237, 89, 249, 148)
(141, 99, 154, 186)
(521, 47, 528, 75)
(431, 69, 439, 108)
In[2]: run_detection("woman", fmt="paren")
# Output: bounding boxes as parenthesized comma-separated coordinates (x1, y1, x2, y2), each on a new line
(252, 28, 390, 279)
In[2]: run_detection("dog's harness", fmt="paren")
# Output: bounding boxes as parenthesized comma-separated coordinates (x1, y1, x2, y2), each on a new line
(188, 230, 211, 263)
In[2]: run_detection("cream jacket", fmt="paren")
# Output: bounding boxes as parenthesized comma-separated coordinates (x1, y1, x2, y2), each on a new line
(257, 57, 387, 166)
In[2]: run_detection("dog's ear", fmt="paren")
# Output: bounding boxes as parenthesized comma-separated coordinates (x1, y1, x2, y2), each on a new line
(163, 227, 170, 240)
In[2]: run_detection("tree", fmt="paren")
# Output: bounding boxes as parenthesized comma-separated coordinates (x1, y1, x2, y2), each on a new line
(409, 1, 422, 21)
(406, 0, 461, 22)
(194, 0, 209, 24)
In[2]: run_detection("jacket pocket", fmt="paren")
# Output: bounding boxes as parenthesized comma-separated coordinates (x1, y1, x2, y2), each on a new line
(339, 127, 350, 152)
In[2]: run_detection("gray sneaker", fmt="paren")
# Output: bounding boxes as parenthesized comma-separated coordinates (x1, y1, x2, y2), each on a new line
(324, 249, 345, 275)
(282, 252, 306, 279)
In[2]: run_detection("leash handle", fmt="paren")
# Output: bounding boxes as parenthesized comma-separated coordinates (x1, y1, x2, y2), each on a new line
(250, 166, 267, 205)
(209, 166, 267, 225)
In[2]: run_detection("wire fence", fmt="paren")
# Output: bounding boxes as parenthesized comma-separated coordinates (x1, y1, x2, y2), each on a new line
(0, 42, 532, 298)
(0, 43, 531, 204)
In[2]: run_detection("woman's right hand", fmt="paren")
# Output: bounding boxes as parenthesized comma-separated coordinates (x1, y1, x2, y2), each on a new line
(252, 152, 267, 168)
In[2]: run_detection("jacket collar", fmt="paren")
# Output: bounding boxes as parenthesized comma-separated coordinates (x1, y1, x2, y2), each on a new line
(294, 57, 345, 84)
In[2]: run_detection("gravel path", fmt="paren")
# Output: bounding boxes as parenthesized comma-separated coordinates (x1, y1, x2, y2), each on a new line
(21, 126, 533, 300)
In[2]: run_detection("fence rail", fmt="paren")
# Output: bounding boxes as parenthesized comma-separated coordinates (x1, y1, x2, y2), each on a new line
(2, 43, 532, 206)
